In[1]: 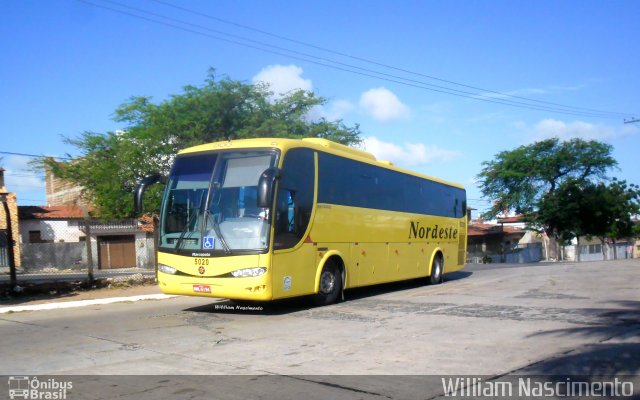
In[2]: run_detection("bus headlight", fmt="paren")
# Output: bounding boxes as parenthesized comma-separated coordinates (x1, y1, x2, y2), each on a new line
(231, 267, 266, 277)
(158, 264, 177, 275)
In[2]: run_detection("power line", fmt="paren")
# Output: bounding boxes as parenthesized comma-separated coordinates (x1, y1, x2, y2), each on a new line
(151, 0, 632, 119)
(79, 0, 632, 120)
(0, 151, 71, 161)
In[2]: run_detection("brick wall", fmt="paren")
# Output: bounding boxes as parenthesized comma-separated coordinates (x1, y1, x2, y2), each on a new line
(0, 192, 22, 267)
(45, 168, 88, 206)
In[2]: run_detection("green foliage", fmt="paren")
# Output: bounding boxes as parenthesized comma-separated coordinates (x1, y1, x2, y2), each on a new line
(42, 71, 362, 218)
(477, 137, 640, 250)
(535, 179, 584, 243)
(602, 179, 640, 241)
(529, 179, 640, 245)
(477, 137, 617, 219)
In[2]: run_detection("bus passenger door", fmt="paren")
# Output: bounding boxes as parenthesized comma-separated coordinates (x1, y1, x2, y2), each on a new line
(270, 148, 316, 299)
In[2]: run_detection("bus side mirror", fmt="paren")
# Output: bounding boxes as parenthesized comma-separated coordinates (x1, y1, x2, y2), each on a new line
(134, 173, 166, 214)
(257, 167, 280, 209)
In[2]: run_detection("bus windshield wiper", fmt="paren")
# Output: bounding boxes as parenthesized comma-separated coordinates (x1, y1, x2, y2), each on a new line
(203, 208, 232, 254)
(175, 194, 204, 250)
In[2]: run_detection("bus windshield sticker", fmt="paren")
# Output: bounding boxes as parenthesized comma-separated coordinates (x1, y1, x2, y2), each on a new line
(203, 237, 216, 249)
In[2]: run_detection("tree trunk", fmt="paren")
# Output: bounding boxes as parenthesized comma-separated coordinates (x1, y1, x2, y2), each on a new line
(545, 231, 559, 261)
(613, 238, 618, 260)
(543, 232, 550, 261)
(576, 236, 580, 262)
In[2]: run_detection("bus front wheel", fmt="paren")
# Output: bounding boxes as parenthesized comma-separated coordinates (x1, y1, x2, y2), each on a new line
(429, 255, 443, 285)
(313, 262, 342, 306)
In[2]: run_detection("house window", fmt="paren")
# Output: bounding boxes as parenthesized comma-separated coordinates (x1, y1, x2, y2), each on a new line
(29, 230, 43, 243)
(579, 244, 603, 255)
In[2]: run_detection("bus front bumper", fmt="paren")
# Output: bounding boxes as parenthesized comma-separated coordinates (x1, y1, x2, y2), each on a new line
(157, 271, 273, 301)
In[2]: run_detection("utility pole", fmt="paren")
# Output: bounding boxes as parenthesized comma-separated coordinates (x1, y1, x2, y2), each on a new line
(84, 220, 94, 283)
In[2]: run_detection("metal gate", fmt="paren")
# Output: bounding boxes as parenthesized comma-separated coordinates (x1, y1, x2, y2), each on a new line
(98, 235, 137, 269)
(0, 230, 8, 267)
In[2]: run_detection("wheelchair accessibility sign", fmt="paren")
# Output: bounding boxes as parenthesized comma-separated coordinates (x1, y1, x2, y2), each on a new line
(203, 237, 216, 249)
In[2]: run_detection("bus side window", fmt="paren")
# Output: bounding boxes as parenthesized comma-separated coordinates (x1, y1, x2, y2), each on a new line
(273, 149, 314, 250)
(276, 189, 295, 233)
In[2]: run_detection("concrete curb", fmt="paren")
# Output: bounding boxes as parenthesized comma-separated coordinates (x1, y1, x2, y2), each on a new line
(0, 294, 179, 314)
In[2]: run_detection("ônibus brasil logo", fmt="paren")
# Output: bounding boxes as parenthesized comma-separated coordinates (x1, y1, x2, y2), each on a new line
(8, 376, 72, 400)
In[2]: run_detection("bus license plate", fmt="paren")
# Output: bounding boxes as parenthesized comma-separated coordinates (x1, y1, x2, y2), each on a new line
(193, 284, 211, 294)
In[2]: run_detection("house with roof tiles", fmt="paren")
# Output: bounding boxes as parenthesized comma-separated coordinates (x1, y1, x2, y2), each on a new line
(18, 204, 155, 271)
(467, 212, 545, 263)
(471, 213, 638, 263)
(14, 167, 157, 272)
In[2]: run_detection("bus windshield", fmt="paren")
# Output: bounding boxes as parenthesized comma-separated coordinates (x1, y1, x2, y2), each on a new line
(160, 150, 278, 254)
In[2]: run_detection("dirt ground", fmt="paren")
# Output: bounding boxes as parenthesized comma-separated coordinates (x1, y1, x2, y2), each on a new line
(0, 280, 163, 306)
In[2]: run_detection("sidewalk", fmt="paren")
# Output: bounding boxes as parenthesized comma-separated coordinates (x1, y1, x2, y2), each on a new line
(0, 283, 177, 314)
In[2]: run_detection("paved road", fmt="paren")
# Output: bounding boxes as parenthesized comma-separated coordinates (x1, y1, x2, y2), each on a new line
(1, 259, 639, 399)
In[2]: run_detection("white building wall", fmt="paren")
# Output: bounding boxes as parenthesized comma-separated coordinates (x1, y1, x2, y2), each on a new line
(19, 219, 85, 243)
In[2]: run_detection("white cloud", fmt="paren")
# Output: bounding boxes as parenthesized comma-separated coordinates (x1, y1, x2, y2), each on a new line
(526, 118, 637, 141)
(359, 87, 409, 122)
(362, 136, 461, 166)
(252, 64, 312, 98)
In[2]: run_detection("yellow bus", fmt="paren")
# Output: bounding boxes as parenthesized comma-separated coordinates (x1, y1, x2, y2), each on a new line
(135, 138, 467, 305)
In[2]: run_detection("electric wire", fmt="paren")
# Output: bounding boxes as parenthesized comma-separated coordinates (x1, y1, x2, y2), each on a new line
(151, 0, 631, 118)
(0, 151, 71, 161)
(102, 0, 619, 118)
(78, 0, 632, 120)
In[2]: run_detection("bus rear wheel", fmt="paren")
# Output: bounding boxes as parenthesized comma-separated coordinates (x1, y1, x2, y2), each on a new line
(313, 262, 342, 306)
(429, 255, 443, 285)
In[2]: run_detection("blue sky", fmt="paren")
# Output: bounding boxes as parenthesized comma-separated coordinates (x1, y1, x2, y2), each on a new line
(1, 0, 638, 214)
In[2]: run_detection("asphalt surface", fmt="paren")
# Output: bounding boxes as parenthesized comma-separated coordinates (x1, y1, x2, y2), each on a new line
(1, 259, 639, 399)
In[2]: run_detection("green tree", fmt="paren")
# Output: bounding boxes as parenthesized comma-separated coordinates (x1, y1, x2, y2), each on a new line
(42, 71, 361, 219)
(535, 179, 585, 245)
(536, 179, 610, 261)
(602, 179, 640, 258)
(477, 137, 617, 219)
(477, 137, 618, 260)
(517, 178, 639, 261)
